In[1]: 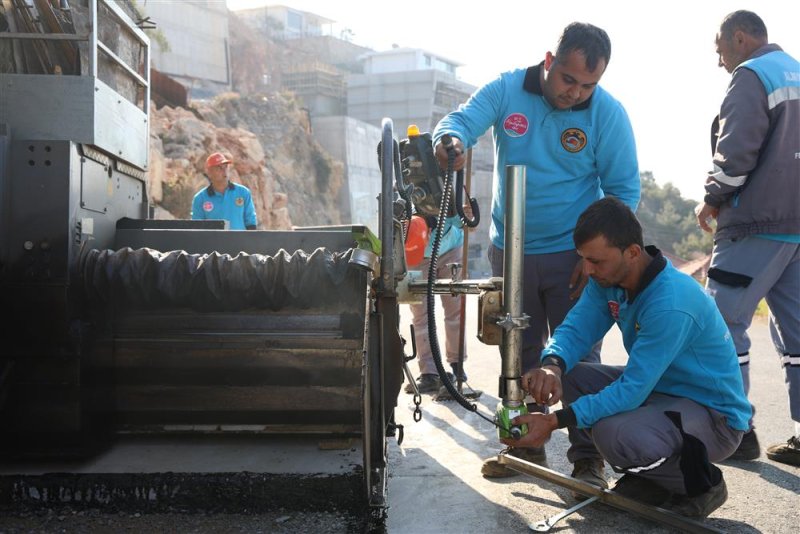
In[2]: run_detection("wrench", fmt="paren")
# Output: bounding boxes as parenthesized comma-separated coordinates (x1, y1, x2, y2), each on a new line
(529, 495, 600, 532)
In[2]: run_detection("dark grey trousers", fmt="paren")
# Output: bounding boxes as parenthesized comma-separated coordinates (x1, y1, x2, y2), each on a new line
(563, 363, 743, 494)
(488, 245, 601, 374)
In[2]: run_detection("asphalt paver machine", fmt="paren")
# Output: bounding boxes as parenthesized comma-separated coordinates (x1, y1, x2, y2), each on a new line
(0, 0, 403, 513)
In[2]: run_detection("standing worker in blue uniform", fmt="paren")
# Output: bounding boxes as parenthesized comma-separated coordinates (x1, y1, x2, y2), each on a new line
(404, 215, 474, 394)
(192, 152, 258, 230)
(506, 197, 750, 517)
(433, 21, 641, 487)
(695, 10, 800, 466)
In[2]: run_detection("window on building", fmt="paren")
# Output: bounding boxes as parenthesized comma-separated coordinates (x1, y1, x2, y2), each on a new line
(287, 10, 303, 33)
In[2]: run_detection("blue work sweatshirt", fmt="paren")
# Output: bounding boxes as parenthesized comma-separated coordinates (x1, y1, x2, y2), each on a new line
(192, 182, 258, 230)
(425, 215, 464, 258)
(434, 64, 640, 254)
(543, 248, 751, 431)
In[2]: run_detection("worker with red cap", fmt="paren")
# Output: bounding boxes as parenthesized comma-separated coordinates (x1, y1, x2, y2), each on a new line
(191, 152, 258, 230)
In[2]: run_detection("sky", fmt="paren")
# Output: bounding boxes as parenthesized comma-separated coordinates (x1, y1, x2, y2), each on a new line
(225, 0, 800, 202)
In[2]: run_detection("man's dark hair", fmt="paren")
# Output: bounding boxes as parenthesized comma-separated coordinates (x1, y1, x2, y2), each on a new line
(555, 22, 611, 72)
(720, 10, 768, 41)
(574, 197, 643, 251)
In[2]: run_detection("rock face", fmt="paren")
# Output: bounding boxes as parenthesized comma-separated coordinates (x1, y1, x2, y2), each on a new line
(148, 92, 343, 230)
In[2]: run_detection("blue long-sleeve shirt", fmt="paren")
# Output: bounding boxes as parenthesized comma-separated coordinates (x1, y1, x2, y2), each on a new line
(543, 248, 751, 431)
(192, 182, 257, 230)
(434, 64, 640, 254)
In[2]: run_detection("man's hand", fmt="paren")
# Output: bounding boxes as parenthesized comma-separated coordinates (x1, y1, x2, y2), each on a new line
(500, 413, 558, 448)
(521, 367, 562, 406)
(434, 137, 466, 172)
(568, 257, 588, 300)
(695, 202, 719, 233)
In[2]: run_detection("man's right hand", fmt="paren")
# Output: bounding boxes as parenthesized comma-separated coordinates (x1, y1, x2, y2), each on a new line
(521, 367, 563, 407)
(434, 137, 467, 172)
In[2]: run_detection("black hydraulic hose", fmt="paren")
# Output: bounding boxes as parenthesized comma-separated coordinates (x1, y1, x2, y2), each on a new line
(455, 169, 480, 228)
(425, 135, 492, 422)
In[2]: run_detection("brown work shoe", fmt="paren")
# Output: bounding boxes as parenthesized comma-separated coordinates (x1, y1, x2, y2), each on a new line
(666, 477, 728, 518)
(766, 436, 800, 466)
(611, 474, 671, 507)
(481, 446, 547, 478)
(570, 458, 608, 500)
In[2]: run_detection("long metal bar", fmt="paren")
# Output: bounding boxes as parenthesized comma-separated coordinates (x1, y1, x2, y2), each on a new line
(499, 454, 723, 534)
(97, 40, 147, 87)
(501, 165, 526, 405)
(90, 0, 98, 77)
(0, 32, 89, 41)
(407, 278, 499, 295)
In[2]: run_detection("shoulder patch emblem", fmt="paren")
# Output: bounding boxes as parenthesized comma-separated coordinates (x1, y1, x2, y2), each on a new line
(503, 113, 529, 137)
(607, 300, 620, 321)
(235, 197, 245, 207)
(203, 201, 214, 212)
(561, 128, 587, 153)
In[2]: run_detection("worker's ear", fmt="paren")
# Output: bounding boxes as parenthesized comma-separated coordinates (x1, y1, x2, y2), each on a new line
(544, 51, 555, 71)
(623, 244, 641, 261)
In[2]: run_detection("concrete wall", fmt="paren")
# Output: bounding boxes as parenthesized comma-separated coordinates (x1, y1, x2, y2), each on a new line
(312, 116, 381, 234)
(142, 1, 230, 96)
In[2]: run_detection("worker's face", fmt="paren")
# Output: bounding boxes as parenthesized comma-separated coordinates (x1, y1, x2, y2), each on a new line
(207, 163, 229, 188)
(715, 31, 745, 73)
(577, 235, 634, 289)
(542, 50, 606, 110)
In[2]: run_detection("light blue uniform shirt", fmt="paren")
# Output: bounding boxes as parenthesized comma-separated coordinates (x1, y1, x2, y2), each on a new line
(434, 64, 640, 254)
(192, 182, 257, 230)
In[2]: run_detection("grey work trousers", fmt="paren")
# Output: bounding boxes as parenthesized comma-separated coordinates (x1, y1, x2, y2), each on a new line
(409, 247, 466, 375)
(563, 363, 743, 494)
(706, 236, 800, 426)
(488, 244, 601, 374)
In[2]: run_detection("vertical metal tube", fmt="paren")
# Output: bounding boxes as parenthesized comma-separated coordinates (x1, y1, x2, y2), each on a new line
(90, 0, 98, 78)
(502, 165, 526, 404)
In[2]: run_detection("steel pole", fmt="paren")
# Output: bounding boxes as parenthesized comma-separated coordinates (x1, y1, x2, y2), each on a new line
(501, 165, 526, 405)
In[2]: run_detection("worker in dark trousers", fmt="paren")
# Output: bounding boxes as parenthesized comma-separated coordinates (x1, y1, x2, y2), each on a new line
(504, 197, 750, 518)
(695, 10, 800, 466)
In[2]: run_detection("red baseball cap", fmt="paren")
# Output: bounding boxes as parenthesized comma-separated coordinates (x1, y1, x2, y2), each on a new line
(206, 152, 232, 169)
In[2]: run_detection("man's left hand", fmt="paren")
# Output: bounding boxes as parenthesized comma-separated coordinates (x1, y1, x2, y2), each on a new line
(500, 413, 558, 448)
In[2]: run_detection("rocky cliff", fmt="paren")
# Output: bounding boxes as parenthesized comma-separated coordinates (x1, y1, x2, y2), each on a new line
(148, 91, 344, 230)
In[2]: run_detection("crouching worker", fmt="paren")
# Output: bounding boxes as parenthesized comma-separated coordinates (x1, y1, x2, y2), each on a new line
(502, 197, 750, 518)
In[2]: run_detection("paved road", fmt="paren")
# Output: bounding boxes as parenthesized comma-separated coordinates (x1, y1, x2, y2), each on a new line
(388, 299, 799, 533)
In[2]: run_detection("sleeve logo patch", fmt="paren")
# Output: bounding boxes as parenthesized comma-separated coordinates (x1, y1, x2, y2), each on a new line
(203, 201, 214, 212)
(561, 128, 587, 153)
(235, 197, 245, 207)
(503, 113, 529, 137)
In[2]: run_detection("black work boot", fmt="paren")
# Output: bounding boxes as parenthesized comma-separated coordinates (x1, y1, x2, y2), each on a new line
(404, 373, 441, 394)
(612, 474, 672, 507)
(729, 429, 760, 461)
(666, 476, 728, 518)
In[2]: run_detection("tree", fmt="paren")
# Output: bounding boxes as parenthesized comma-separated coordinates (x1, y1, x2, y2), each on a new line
(637, 172, 714, 259)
